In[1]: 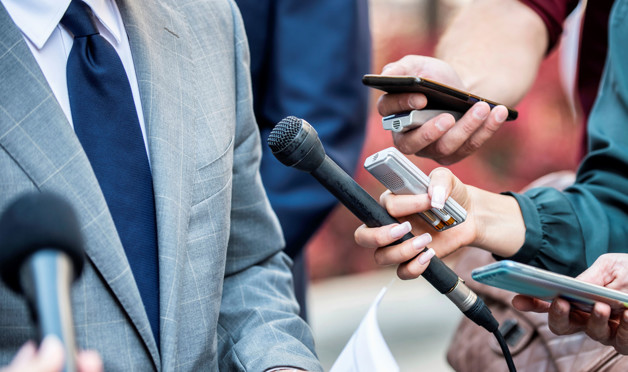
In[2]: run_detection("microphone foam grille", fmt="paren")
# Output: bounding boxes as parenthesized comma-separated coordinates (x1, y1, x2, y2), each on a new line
(268, 116, 303, 152)
(0, 192, 84, 291)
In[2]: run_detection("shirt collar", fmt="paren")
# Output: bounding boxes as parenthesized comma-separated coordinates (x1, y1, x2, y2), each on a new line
(1, 0, 123, 49)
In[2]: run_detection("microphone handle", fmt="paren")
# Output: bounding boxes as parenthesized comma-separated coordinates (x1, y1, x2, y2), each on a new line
(20, 250, 78, 372)
(311, 155, 459, 294)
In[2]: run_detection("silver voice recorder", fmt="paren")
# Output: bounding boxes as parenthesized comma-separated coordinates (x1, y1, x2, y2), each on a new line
(364, 147, 466, 231)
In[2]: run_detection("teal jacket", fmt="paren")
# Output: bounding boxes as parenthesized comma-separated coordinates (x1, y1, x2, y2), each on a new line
(505, 0, 628, 276)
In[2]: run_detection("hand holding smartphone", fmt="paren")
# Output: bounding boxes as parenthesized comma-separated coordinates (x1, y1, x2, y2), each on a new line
(363, 74, 518, 119)
(472, 260, 628, 315)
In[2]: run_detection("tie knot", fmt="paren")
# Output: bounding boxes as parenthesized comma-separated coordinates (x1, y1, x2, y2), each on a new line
(60, 0, 99, 38)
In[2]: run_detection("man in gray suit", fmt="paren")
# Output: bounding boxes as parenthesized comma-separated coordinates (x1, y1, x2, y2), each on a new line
(0, 0, 321, 370)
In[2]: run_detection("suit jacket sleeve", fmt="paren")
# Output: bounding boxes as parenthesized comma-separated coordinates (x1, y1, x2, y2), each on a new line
(499, 4, 628, 277)
(215, 2, 321, 371)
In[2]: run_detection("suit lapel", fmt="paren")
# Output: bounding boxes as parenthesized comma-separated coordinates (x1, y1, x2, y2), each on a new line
(0, 6, 161, 368)
(117, 0, 196, 367)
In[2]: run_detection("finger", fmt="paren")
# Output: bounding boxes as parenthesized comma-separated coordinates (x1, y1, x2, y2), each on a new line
(511, 295, 535, 311)
(373, 232, 432, 266)
(615, 311, 628, 355)
(381, 56, 420, 75)
(7, 341, 37, 367)
(576, 257, 610, 285)
(354, 221, 412, 249)
(381, 55, 463, 86)
(512, 295, 550, 312)
(77, 350, 104, 372)
(377, 92, 427, 117)
(397, 247, 436, 280)
(33, 335, 65, 372)
(427, 167, 457, 210)
(585, 302, 612, 343)
(379, 189, 393, 204)
(548, 298, 577, 335)
(392, 113, 456, 156)
(380, 192, 432, 218)
(419, 102, 491, 163)
(447, 105, 508, 162)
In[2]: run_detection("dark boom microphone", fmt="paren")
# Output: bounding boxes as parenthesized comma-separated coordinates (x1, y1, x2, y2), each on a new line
(268, 116, 499, 333)
(0, 192, 85, 372)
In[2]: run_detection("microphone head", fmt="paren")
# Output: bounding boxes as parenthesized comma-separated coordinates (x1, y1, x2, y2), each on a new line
(0, 192, 84, 293)
(267, 116, 303, 153)
(268, 116, 326, 172)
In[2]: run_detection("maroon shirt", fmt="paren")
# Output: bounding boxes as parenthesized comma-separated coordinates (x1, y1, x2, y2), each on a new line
(519, 0, 614, 157)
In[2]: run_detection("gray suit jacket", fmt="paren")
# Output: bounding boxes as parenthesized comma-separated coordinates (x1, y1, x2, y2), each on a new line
(0, 0, 320, 370)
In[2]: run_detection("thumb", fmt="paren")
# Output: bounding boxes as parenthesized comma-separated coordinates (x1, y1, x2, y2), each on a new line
(33, 336, 65, 372)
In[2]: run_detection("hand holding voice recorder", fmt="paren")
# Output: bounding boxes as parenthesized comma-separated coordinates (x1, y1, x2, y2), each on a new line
(364, 147, 466, 231)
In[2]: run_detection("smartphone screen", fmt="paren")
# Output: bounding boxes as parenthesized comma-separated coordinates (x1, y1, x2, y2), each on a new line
(362, 74, 518, 121)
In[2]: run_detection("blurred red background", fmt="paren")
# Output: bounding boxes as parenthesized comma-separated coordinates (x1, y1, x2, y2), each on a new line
(306, 0, 582, 280)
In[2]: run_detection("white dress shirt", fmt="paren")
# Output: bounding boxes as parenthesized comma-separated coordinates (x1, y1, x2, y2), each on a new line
(1, 0, 150, 156)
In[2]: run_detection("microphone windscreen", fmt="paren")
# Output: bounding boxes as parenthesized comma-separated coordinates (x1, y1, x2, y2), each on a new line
(0, 192, 84, 292)
(267, 116, 302, 152)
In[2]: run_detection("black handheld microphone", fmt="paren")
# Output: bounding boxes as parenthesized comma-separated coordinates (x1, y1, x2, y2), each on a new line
(268, 116, 498, 333)
(0, 192, 85, 372)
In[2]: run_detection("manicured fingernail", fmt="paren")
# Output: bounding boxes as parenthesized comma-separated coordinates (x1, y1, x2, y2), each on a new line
(390, 221, 411, 239)
(418, 247, 436, 265)
(431, 186, 446, 209)
(412, 233, 432, 251)
(473, 105, 489, 120)
(382, 65, 393, 74)
(495, 106, 508, 123)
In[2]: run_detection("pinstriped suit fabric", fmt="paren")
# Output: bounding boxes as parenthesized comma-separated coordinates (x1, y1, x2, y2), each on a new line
(0, 0, 321, 370)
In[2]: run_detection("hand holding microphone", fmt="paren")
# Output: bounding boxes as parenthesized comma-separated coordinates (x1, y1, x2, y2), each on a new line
(1, 336, 102, 372)
(267, 116, 498, 333)
(0, 192, 87, 372)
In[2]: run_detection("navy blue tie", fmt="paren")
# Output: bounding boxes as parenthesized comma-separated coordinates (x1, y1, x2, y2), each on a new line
(61, 0, 160, 348)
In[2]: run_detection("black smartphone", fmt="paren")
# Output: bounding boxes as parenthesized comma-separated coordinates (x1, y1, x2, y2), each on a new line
(362, 74, 518, 121)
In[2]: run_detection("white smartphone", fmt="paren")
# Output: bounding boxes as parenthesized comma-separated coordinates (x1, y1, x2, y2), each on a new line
(382, 110, 462, 133)
(472, 260, 628, 314)
(364, 147, 466, 231)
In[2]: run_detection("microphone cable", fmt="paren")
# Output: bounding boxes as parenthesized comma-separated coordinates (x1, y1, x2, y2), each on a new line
(494, 330, 517, 372)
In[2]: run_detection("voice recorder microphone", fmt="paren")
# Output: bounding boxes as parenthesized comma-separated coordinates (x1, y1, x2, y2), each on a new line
(0, 192, 85, 372)
(267, 116, 498, 333)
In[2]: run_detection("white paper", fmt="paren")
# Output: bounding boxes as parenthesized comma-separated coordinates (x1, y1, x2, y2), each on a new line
(329, 287, 399, 372)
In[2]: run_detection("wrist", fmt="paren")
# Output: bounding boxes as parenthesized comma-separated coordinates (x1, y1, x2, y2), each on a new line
(468, 186, 525, 257)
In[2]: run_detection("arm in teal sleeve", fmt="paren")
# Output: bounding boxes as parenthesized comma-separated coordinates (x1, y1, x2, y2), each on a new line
(497, 5, 628, 276)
